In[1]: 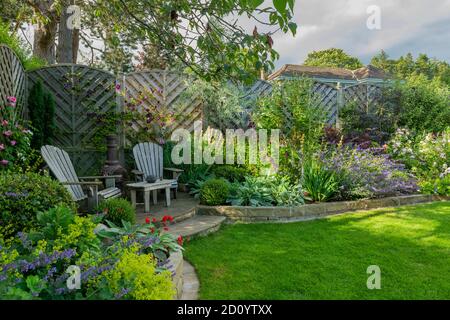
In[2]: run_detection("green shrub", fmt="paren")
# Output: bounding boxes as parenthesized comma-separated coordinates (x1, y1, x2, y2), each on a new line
(395, 75, 450, 133)
(0, 21, 45, 70)
(301, 159, 340, 202)
(96, 198, 136, 226)
(28, 80, 56, 149)
(0, 173, 76, 238)
(200, 179, 230, 206)
(212, 165, 248, 182)
(419, 177, 450, 196)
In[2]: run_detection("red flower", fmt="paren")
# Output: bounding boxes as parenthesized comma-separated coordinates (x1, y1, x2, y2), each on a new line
(150, 227, 155, 233)
(145, 217, 150, 224)
(163, 227, 169, 231)
(152, 217, 157, 223)
(168, 215, 174, 222)
(177, 235, 183, 245)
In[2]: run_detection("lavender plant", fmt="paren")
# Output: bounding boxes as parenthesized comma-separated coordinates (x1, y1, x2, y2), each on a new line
(322, 146, 418, 199)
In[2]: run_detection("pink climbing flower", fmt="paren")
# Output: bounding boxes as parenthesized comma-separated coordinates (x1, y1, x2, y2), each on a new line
(7, 96, 17, 104)
(3, 130, 13, 137)
(1, 120, 8, 126)
(0, 159, 9, 166)
(0, 144, 4, 151)
(10, 140, 16, 146)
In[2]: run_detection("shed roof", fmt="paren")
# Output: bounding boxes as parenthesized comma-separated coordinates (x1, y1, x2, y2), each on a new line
(268, 64, 389, 81)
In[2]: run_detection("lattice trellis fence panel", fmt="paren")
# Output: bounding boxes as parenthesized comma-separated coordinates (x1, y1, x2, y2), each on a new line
(123, 70, 203, 141)
(0, 44, 27, 122)
(343, 84, 369, 112)
(342, 83, 384, 114)
(312, 82, 338, 124)
(205, 79, 273, 130)
(28, 65, 117, 175)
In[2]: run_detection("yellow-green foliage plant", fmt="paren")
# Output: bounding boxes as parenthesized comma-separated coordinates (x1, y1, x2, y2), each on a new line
(104, 245, 175, 300)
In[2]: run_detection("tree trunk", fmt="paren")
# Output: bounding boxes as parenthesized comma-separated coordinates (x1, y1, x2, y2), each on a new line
(57, 0, 75, 63)
(33, 20, 57, 64)
(72, 28, 80, 63)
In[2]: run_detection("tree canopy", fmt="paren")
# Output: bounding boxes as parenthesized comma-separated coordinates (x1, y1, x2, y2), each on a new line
(303, 48, 363, 70)
(1, 0, 297, 82)
(371, 50, 450, 85)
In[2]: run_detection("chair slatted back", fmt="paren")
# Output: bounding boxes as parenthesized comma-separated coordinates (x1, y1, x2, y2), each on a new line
(133, 142, 164, 179)
(41, 145, 85, 201)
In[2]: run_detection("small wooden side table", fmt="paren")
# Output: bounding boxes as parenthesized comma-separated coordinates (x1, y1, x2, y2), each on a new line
(127, 179, 175, 212)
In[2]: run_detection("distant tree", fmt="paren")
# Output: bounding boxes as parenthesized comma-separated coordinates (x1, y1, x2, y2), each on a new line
(304, 48, 363, 70)
(371, 50, 450, 85)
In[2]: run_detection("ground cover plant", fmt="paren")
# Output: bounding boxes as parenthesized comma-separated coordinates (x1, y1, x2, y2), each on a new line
(0, 206, 182, 300)
(185, 201, 450, 299)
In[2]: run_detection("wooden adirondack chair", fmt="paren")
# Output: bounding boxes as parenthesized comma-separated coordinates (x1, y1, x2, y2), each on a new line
(41, 145, 122, 210)
(132, 142, 183, 199)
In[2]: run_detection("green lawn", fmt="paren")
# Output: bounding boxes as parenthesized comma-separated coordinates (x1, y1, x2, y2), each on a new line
(184, 201, 450, 299)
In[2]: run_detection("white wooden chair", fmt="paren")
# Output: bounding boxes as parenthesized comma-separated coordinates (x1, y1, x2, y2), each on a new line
(132, 142, 183, 199)
(41, 145, 122, 209)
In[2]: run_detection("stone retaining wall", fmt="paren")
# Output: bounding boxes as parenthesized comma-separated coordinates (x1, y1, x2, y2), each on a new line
(166, 251, 184, 299)
(197, 194, 449, 222)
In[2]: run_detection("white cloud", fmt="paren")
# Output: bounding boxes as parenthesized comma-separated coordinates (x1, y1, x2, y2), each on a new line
(266, 0, 450, 67)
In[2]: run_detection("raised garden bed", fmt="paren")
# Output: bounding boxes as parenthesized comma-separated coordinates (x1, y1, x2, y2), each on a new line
(165, 251, 184, 299)
(197, 194, 450, 222)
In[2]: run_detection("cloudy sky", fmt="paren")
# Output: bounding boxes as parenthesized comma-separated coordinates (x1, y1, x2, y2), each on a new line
(262, 0, 450, 68)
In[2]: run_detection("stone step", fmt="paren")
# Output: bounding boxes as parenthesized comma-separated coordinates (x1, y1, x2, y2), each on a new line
(180, 260, 199, 300)
(167, 216, 226, 238)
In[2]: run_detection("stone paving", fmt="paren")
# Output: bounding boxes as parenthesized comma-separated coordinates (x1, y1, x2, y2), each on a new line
(135, 191, 198, 224)
(180, 261, 199, 300)
(167, 215, 226, 238)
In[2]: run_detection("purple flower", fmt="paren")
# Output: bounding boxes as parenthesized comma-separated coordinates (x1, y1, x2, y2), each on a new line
(10, 140, 16, 146)
(0, 159, 9, 166)
(3, 130, 12, 137)
(115, 288, 130, 299)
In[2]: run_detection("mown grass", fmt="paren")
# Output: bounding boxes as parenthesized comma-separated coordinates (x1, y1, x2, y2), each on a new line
(185, 201, 450, 299)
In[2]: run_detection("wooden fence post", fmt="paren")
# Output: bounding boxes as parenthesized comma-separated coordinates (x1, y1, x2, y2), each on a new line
(336, 82, 344, 129)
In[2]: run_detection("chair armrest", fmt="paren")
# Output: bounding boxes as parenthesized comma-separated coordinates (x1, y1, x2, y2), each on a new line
(62, 181, 103, 186)
(164, 167, 183, 180)
(131, 169, 144, 182)
(163, 167, 184, 173)
(79, 175, 122, 180)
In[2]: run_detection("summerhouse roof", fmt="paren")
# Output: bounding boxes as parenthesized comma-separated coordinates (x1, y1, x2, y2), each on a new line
(268, 64, 389, 82)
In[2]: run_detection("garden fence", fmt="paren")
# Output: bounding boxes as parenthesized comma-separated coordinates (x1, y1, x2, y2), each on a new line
(0, 44, 383, 174)
(0, 44, 27, 123)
